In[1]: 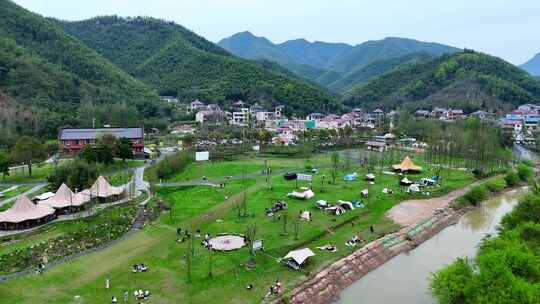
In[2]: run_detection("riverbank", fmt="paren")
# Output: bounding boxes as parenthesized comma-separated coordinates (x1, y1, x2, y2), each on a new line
(285, 184, 520, 304)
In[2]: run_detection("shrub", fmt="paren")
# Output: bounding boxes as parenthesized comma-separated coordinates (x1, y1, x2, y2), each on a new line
(517, 163, 534, 181)
(504, 171, 520, 186)
(463, 185, 488, 205)
(485, 176, 507, 192)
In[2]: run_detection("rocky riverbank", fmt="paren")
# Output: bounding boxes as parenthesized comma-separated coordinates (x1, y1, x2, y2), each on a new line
(285, 204, 471, 304)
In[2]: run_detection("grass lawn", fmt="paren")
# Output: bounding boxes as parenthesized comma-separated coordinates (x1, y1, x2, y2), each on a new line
(106, 171, 134, 186)
(164, 154, 330, 182)
(0, 185, 33, 210)
(0, 152, 475, 304)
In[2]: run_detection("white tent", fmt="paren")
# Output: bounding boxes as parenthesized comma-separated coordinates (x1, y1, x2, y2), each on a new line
(326, 206, 346, 215)
(284, 248, 315, 267)
(316, 200, 328, 208)
(300, 211, 311, 221)
(287, 189, 315, 200)
(408, 184, 421, 193)
(365, 173, 376, 181)
(86, 176, 124, 198)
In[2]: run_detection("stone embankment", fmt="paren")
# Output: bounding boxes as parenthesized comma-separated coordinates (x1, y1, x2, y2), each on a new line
(286, 205, 470, 304)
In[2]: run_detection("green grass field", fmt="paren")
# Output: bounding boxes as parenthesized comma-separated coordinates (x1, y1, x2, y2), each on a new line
(0, 152, 474, 303)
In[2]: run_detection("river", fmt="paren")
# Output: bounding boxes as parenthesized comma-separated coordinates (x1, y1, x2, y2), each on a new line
(337, 187, 526, 304)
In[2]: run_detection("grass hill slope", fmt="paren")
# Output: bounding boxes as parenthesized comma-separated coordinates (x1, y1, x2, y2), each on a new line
(342, 50, 540, 111)
(59, 18, 340, 115)
(0, 0, 162, 139)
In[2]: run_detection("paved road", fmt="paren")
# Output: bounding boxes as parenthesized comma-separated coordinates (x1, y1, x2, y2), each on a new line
(0, 183, 47, 208)
(513, 144, 538, 162)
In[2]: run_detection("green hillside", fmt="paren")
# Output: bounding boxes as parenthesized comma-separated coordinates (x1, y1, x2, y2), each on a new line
(0, 0, 163, 139)
(328, 52, 435, 92)
(342, 50, 540, 111)
(59, 17, 340, 115)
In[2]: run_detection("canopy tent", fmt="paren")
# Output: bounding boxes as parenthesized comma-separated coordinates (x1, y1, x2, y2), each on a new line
(392, 157, 422, 172)
(41, 183, 90, 209)
(287, 189, 315, 200)
(361, 189, 369, 198)
(420, 178, 437, 186)
(284, 248, 315, 269)
(85, 176, 124, 199)
(0, 195, 55, 227)
(300, 211, 311, 221)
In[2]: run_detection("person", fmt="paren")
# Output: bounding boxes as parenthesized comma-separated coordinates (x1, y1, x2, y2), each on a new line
(105, 278, 110, 289)
(123, 290, 129, 302)
(195, 229, 201, 238)
(370, 226, 374, 233)
(112, 296, 118, 304)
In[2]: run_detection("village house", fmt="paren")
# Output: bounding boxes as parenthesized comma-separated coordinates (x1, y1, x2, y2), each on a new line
(469, 110, 494, 120)
(306, 112, 325, 121)
(414, 110, 431, 118)
(58, 127, 144, 156)
(187, 99, 207, 114)
(160, 96, 178, 103)
(364, 140, 388, 152)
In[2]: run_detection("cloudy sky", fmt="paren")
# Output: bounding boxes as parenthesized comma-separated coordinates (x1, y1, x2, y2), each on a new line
(13, 0, 540, 65)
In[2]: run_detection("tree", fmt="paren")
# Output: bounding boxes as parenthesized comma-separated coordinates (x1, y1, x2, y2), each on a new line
(95, 143, 114, 165)
(47, 159, 99, 190)
(331, 151, 340, 183)
(11, 136, 45, 176)
(79, 145, 98, 163)
(0, 150, 10, 180)
(116, 138, 133, 162)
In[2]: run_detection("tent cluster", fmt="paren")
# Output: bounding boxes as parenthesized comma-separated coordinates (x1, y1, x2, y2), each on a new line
(287, 189, 315, 200)
(0, 176, 125, 231)
(316, 199, 365, 216)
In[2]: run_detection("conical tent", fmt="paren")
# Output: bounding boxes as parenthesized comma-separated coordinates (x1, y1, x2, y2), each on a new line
(41, 183, 89, 209)
(392, 156, 422, 172)
(0, 195, 55, 223)
(88, 176, 124, 198)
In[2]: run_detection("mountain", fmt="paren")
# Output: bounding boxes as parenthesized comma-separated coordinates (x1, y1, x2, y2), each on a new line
(342, 50, 540, 111)
(219, 33, 459, 92)
(328, 52, 436, 92)
(59, 18, 340, 115)
(0, 0, 162, 140)
(521, 53, 540, 76)
(218, 31, 353, 70)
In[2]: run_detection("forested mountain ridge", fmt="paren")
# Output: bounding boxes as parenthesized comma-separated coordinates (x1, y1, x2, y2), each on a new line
(219, 33, 459, 92)
(520, 52, 540, 76)
(342, 50, 540, 111)
(0, 0, 164, 141)
(59, 17, 340, 115)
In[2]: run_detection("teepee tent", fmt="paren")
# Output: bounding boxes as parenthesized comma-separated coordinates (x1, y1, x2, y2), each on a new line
(0, 195, 55, 230)
(392, 157, 422, 172)
(87, 176, 125, 199)
(41, 183, 90, 210)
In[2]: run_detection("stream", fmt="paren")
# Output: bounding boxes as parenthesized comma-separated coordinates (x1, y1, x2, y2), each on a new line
(337, 187, 526, 304)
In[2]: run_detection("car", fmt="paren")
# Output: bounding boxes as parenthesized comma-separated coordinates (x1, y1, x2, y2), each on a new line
(283, 172, 298, 180)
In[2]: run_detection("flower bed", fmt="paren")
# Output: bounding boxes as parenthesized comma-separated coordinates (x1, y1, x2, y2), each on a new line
(0, 204, 138, 274)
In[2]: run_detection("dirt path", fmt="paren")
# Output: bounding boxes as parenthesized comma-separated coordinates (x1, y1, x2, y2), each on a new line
(386, 186, 472, 227)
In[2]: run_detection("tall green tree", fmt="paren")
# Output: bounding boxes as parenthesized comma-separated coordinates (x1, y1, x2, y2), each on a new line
(11, 136, 45, 176)
(116, 138, 133, 162)
(331, 151, 340, 183)
(0, 150, 10, 180)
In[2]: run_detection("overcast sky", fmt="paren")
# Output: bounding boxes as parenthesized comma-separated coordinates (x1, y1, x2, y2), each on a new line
(13, 0, 540, 65)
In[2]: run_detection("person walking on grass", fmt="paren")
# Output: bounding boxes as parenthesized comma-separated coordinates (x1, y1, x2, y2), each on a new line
(123, 290, 129, 302)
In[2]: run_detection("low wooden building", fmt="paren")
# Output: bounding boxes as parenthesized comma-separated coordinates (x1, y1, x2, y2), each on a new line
(58, 127, 144, 156)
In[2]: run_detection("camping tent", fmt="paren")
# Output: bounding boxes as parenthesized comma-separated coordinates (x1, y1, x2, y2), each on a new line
(300, 211, 311, 221)
(400, 177, 413, 186)
(420, 178, 437, 186)
(408, 184, 421, 193)
(338, 200, 355, 210)
(0, 196, 55, 230)
(287, 189, 315, 200)
(361, 189, 369, 198)
(392, 157, 422, 172)
(284, 248, 315, 269)
(326, 206, 346, 215)
(344, 173, 358, 181)
(365, 173, 375, 181)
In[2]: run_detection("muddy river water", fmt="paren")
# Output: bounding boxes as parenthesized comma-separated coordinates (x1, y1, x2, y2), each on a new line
(338, 187, 526, 304)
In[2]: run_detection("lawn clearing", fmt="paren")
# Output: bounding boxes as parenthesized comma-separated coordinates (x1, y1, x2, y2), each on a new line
(0, 152, 475, 303)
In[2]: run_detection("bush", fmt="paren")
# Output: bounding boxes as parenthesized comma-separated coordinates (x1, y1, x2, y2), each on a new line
(463, 185, 488, 205)
(485, 176, 507, 192)
(504, 171, 520, 186)
(517, 163, 534, 181)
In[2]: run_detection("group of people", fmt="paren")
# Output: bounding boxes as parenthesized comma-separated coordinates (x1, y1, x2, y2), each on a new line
(265, 280, 283, 298)
(265, 201, 288, 217)
(132, 263, 148, 273)
(345, 235, 364, 247)
(111, 289, 150, 303)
